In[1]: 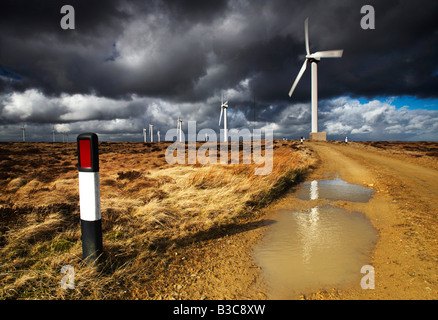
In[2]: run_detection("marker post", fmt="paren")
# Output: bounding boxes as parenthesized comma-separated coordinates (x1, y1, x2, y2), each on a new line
(77, 133, 103, 264)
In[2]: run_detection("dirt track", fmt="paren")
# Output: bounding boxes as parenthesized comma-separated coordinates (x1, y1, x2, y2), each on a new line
(147, 141, 438, 300)
(301, 142, 438, 299)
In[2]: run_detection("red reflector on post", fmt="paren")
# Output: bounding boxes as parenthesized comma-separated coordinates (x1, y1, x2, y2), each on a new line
(77, 133, 99, 172)
(79, 139, 92, 168)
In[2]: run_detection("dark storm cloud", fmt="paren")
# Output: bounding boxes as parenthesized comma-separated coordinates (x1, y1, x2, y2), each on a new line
(0, 0, 127, 96)
(1, 0, 437, 101)
(0, 0, 229, 99)
(0, 0, 437, 141)
(0, 0, 126, 36)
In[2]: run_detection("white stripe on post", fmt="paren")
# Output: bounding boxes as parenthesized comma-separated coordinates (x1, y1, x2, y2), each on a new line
(78, 171, 101, 221)
(77, 133, 103, 264)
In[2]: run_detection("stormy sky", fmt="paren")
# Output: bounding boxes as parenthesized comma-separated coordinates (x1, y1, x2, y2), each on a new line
(0, 0, 437, 141)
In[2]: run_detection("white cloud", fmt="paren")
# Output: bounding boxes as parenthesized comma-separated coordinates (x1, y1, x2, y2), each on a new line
(1, 89, 60, 121)
(385, 124, 403, 134)
(2, 89, 438, 141)
(325, 122, 353, 134)
(351, 125, 373, 134)
(321, 97, 438, 140)
(58, 94, 131, 121)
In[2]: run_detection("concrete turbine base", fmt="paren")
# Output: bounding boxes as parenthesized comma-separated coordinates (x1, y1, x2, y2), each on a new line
(310, 132, 327, 141)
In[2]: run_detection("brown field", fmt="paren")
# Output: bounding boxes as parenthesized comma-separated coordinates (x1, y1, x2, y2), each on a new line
(0, 140, 316, 299)
(352, 141, 438, 169)
(2, 139, 438, 300)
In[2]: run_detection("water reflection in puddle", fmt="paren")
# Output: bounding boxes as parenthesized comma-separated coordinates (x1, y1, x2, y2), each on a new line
(255, 206, 378, 298)
(296, 179, 374, 202)
(254, 179, 377, 298)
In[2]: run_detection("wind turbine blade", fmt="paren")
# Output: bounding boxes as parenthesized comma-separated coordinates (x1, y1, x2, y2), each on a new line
(311, 50, 343, 58)
(305, 18, 310, 56)
(219, 107, 223, 126)
(289, 60, 308, 97)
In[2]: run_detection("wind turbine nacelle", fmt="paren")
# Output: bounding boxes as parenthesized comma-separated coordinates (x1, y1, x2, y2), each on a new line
(306, 55, 321, 61)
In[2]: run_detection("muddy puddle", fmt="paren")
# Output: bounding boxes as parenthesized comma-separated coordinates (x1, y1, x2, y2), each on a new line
(254, 179, 378, 299)
(295, 178, 374, 202)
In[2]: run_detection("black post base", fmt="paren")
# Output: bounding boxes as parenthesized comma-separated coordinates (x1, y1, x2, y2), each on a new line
(80, 219, 103, 265)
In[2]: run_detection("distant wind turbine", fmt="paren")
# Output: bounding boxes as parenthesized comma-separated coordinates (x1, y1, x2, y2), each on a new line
(177, 116, 183, 142)
(218, 93, 229, 142)
(288, 17, 343, 140)
(143, 128, 147, 143)
(157, 129, 161, 142)
(52, 126, 56, 142)
(62, 132, 69, 143)
(149, 124, 154, 142)
(21, 124, 26, 142)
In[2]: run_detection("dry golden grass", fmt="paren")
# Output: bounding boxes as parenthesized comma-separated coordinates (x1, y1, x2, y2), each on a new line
(350, 141, 438, 170)
(0, 140, 316, 299)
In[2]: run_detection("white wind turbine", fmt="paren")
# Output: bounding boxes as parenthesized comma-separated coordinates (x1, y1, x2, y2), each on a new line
(21, 124, 26, 142)
(157, 129, 161, 142)
(61, 132, 69, 143)
(143, 128, 147, 143)
(218, 93, 228, 142)
(149, 124, 154, 142)
(288, 17, 343, 139)
(177, 116, 183, 142)
(52, 126, 56, 142)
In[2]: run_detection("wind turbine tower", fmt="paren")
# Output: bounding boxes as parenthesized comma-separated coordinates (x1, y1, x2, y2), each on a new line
(21, 124, 26, 142)
(218, 93, 229, 142)
(157, 129, 161, 142)
(288, 17, 343, 141)
(177, 116, 183, 142)
(143, 128, 147, 143)
(149, 124, 154, 142)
